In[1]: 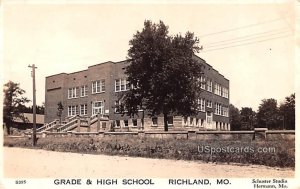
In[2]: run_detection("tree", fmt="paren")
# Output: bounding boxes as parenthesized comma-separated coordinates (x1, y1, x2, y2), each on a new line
(3, 81, 30, 134)
(257, 98, 279, 129)
(240, 107, 256, 130)
(229, 104, 241, 130)
(19, 103, 45, 114)
(279, 93, 295, 130)
(120, 20, 202, 131)
(57, 102, 64, 125)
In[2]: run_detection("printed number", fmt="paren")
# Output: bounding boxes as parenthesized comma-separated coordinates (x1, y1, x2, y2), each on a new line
(15, 180, 26, 184)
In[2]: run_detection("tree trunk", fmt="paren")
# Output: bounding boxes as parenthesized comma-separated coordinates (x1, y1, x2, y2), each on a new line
(163, 112, 168, 132)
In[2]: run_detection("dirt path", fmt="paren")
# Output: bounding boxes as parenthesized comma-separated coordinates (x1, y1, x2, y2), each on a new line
(3, 147, 294, 178)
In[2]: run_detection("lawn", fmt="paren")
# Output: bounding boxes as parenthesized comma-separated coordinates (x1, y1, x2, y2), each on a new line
(3, 135, 295, 168)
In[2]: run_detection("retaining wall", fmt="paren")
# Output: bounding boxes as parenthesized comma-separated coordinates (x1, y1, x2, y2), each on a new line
(35, 130, 295, 141)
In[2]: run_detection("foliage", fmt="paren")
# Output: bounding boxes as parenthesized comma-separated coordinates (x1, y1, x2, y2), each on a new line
(57, 102, 64, 124)
(278, 93, 295, 130)
(19, 104, 45, 114)
(3, 81, 30, 134)
(240, 107, 256, 130)
(229, 104, 241, 130)
(120, 20, 202, 131)
(257, 99, 279, 129)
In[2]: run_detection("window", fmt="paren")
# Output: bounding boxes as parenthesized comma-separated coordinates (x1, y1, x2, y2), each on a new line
(167, 116, 173, 126)
(92, 101, 104, 115)
(124, 120, 128, 127)
(206, 112, 212, 124)
(115, 79, 120, 92)
(200, 76, 206, 89)
(214, 83, 222, 96)
(190, 117, 193, 126)
(207, 79, 212, 92)
(215, 103, 222, 115)
(114, 100, 127, 113)
(80, 104, 87, 115)
(132, 119, 138, 127)
(183, 117, 188, 126)
(222, 87, 229, 98)
(198, 98, 205, 112)
(80, 85, 88, 97)
(115, 78, 129, 92)
(152, 117, 158, 126)
(115, 120, 120, 127)
(92, 80, 105, 94)
(68, 87, 79, 99)
(115, 100, 120, 113)
(222, 106, 229, 117)
(207, 100, 212, 108)
(68, 105, 78, 116)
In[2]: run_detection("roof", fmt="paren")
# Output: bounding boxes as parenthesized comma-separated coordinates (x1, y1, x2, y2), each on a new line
(13, 113, 45, 125)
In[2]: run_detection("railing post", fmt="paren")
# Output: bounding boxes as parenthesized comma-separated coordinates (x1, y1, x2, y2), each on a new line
(97, 113, 101, 132)
(88, 117, 91, 132)
(77, 115, 80, 132)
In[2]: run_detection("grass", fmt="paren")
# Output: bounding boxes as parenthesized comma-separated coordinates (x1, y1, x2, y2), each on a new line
(3, 135, 295, 168)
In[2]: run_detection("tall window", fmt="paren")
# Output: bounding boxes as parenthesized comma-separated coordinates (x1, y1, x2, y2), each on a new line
(92, 80, 105, 94)
(68, 87, 79, 99)
(222, 106, 229, 117)
(207, 79, 212, 92)
(80, 104, 87, 115)
(222, 87, 229, 98)
(207, 100, 212, 108)
(198, 98, 205, 112)
(206, 112, 212, 124)
(92, 101, 104, 115)
(114, 100, 120, 113)
(68, 105, 78, 116)
(215, 103, 222, 115)
(115, 78, 129, 92)
(200, 76, 206, 89)
(80, 85, 88, 97)
(214, 83, 222, 96)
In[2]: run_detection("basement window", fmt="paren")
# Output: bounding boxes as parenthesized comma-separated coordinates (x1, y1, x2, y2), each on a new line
(124, 120, 129, 127)
(115, 120, 120, 128)
(167, 116, 173, 127)
(132, 119, 138, 127)
(151, 117, 158, 127)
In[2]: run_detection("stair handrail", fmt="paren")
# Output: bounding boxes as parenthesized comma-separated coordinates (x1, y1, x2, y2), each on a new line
(37, 119, 58, 132)
(41, 119, 60, 132)
(57, 119, 78, 132)
(61, 123, 78, 132)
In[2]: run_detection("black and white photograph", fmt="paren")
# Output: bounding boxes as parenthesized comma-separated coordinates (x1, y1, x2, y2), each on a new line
(1, 0, 299, 188)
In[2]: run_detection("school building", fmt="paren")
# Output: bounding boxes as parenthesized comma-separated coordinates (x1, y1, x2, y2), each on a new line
(44, 55, 230, 131)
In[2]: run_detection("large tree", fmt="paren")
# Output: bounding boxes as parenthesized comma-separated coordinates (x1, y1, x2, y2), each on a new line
(121, 20, 202, 131)
(229, 104, 241, 130)
(240, 107, 256, 130)
(256, 98, 279, 129)
(278, 93, 295, 130)
(3, 81, 30, 134)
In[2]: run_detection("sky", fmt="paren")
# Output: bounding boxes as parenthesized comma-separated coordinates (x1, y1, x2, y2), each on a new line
(1, 0, 297, 111)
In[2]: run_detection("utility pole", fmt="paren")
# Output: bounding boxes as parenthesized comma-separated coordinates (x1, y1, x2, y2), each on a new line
(28, 64, 37, 146)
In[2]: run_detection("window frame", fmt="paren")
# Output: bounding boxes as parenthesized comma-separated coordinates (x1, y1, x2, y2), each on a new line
(92, 101, 104, 115)
(92, 80, 105, 94)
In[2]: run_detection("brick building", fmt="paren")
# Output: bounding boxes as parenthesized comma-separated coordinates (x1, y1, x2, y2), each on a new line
(45, 55, 230, 131)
